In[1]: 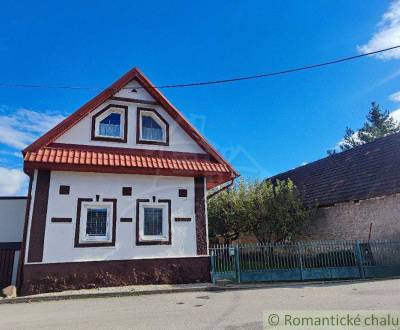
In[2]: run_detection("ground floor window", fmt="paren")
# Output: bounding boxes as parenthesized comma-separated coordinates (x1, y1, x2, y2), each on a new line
(86, 208, 108, 237)
(137, 200, 171, 244)
(144, 207, 163, 236)
(77, 200, 115, 244)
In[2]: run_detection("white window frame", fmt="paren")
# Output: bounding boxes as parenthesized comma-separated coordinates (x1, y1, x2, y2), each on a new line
(79, 201, 113, 243)
(138, 202, 169, 242)
(139, 110, 167, 143)
(94, 107, 125, 139)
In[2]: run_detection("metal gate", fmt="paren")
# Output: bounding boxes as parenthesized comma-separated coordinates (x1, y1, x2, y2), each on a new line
(0, 243, 20, 289)
(210, 240, 400, 283)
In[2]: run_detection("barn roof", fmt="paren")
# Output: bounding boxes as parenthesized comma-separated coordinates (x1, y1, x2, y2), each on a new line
(270, 132, 400, 207)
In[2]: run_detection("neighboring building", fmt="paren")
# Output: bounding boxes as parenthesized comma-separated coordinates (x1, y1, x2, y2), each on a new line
(272, 133, 400, 241)
(14, 67, 238, 295)
(0, 197, 26, 289)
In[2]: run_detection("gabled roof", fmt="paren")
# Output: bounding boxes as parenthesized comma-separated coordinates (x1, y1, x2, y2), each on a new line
(23, 67, 239, 182)
(270, 132, 400, 207)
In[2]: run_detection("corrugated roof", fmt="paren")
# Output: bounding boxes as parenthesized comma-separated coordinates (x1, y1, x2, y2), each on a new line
(270, 133, 400, 207)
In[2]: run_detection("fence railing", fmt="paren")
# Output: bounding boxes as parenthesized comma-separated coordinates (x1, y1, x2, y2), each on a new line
(209, 240, 400, 283)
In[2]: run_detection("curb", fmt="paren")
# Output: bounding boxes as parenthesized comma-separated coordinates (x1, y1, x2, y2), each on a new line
(0, 286, 211, 305)
(0, 277, 396, 305)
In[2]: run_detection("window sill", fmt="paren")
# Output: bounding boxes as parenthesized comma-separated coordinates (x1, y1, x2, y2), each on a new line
(136, 138, 169, 146)
(75, 241, 116, 248)
(92, 135, 126, 143)
(136, 238, 171, 246)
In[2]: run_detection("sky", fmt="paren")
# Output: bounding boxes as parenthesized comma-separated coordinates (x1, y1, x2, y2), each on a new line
(1, 0, 400, 195)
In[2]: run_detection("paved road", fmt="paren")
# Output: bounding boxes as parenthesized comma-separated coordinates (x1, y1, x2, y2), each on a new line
(1, 279, 400, 330)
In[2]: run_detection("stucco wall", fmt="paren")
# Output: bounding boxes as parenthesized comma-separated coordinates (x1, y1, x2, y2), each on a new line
(0, 198, 26, 243)
(55, 80, 205, 154)
(27, 171, 202, 264)
(301, 194, 400, 241)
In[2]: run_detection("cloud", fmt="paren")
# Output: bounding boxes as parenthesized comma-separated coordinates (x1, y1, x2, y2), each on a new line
(390, 107, 400, 121)
(390, 91, 400, 102)
(358, 0, 400, 60)
(0, 107, 64, 150)
(0, 167, 27, 195)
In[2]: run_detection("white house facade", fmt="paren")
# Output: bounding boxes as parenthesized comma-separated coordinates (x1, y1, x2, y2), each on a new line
(18, 68, 238, 295)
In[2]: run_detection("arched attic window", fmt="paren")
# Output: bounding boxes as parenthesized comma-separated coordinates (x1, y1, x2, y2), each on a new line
(137, 108, 169, 146)
(91, 104, 128, 142)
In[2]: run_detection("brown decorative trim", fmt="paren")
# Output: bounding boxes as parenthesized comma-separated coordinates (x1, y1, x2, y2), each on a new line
(0, 196, 27, 200)
(0, 242, 21, 250)
(74, 198, 117, 248)
(135, 199, 171, 246)
(122, 187, 132, 196)
(16, 174, 33, 292)
(48, 143, 211, 160)
(24, 161, 232, 184)
(59, 185, 70, 195)
(120, 217, 133, 222)
(136, 107, 169, 146)
(110, 96, 159, 106)
(178, 189, 188, 198)
(194, 177, 207, 255)
(51, 217, 72, 223)
(20, 256, 211, 296)
(175, 217, 191, 222)
(91, 104, 128, 143)
(27, 170, 51, 263)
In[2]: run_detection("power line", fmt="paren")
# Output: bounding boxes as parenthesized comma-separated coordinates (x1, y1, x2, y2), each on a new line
(0, 45, 399, 91)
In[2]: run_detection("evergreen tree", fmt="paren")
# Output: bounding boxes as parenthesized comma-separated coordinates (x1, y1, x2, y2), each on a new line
(330, 102, 400, 153)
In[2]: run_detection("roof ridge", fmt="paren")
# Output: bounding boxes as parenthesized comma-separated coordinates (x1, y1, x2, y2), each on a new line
(270, 131, 400, 180)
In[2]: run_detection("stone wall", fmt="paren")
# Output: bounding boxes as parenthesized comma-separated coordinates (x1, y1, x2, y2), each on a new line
(299, 193, 400, 241)
(21, 256, 211, 296)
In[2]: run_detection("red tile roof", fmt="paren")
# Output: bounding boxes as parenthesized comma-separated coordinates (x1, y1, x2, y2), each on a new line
(24, 146, 233, 188)
(25, 146, 230, 173)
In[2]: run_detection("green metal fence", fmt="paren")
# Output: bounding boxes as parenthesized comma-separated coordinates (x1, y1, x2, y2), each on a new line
(209, 240, 400, 283)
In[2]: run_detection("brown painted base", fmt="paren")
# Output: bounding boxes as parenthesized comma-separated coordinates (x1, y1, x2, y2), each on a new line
(20, 256, 211, 296)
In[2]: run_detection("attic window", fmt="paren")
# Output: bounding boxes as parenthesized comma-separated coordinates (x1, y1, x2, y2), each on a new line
(100, 113, 121, 137)
(137, 108, 169, 146)
(92, 104, 128, 142)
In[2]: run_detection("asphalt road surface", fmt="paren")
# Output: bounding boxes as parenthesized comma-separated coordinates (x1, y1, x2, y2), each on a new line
(1, 279, 400, 330)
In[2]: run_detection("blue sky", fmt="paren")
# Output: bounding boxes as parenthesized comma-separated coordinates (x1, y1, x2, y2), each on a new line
(1, 0, 400, 195)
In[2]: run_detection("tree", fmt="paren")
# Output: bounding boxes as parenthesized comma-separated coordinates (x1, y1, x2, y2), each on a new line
(207, 179, 315, 243)
(243, 179, 315, 243)
(339, 102, 400, 151)
(207, 179, 248, 244)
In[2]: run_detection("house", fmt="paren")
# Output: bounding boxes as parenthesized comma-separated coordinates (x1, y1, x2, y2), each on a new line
(13, 67, 238, 295)
(0, 197, 26, 289)
(271, 132, 400, 241)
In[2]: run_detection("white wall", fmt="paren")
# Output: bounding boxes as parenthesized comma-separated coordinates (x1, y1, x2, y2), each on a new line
(55, 79, 205, 154)
(37, 171, 198, 264)
(0, 198, 26, 243)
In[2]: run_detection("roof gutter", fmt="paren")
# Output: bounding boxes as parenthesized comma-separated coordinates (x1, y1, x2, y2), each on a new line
(207, 179, 234, 198)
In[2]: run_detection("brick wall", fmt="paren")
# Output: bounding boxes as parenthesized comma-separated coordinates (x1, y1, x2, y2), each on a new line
(299, 193, 400, 241)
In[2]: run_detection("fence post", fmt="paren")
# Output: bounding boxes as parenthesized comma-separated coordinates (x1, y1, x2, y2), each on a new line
(210, 251, 215, 284)
(234, 245, 241, 283)
(354, 240, 365, 279)
(297, 243, 304, 281)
